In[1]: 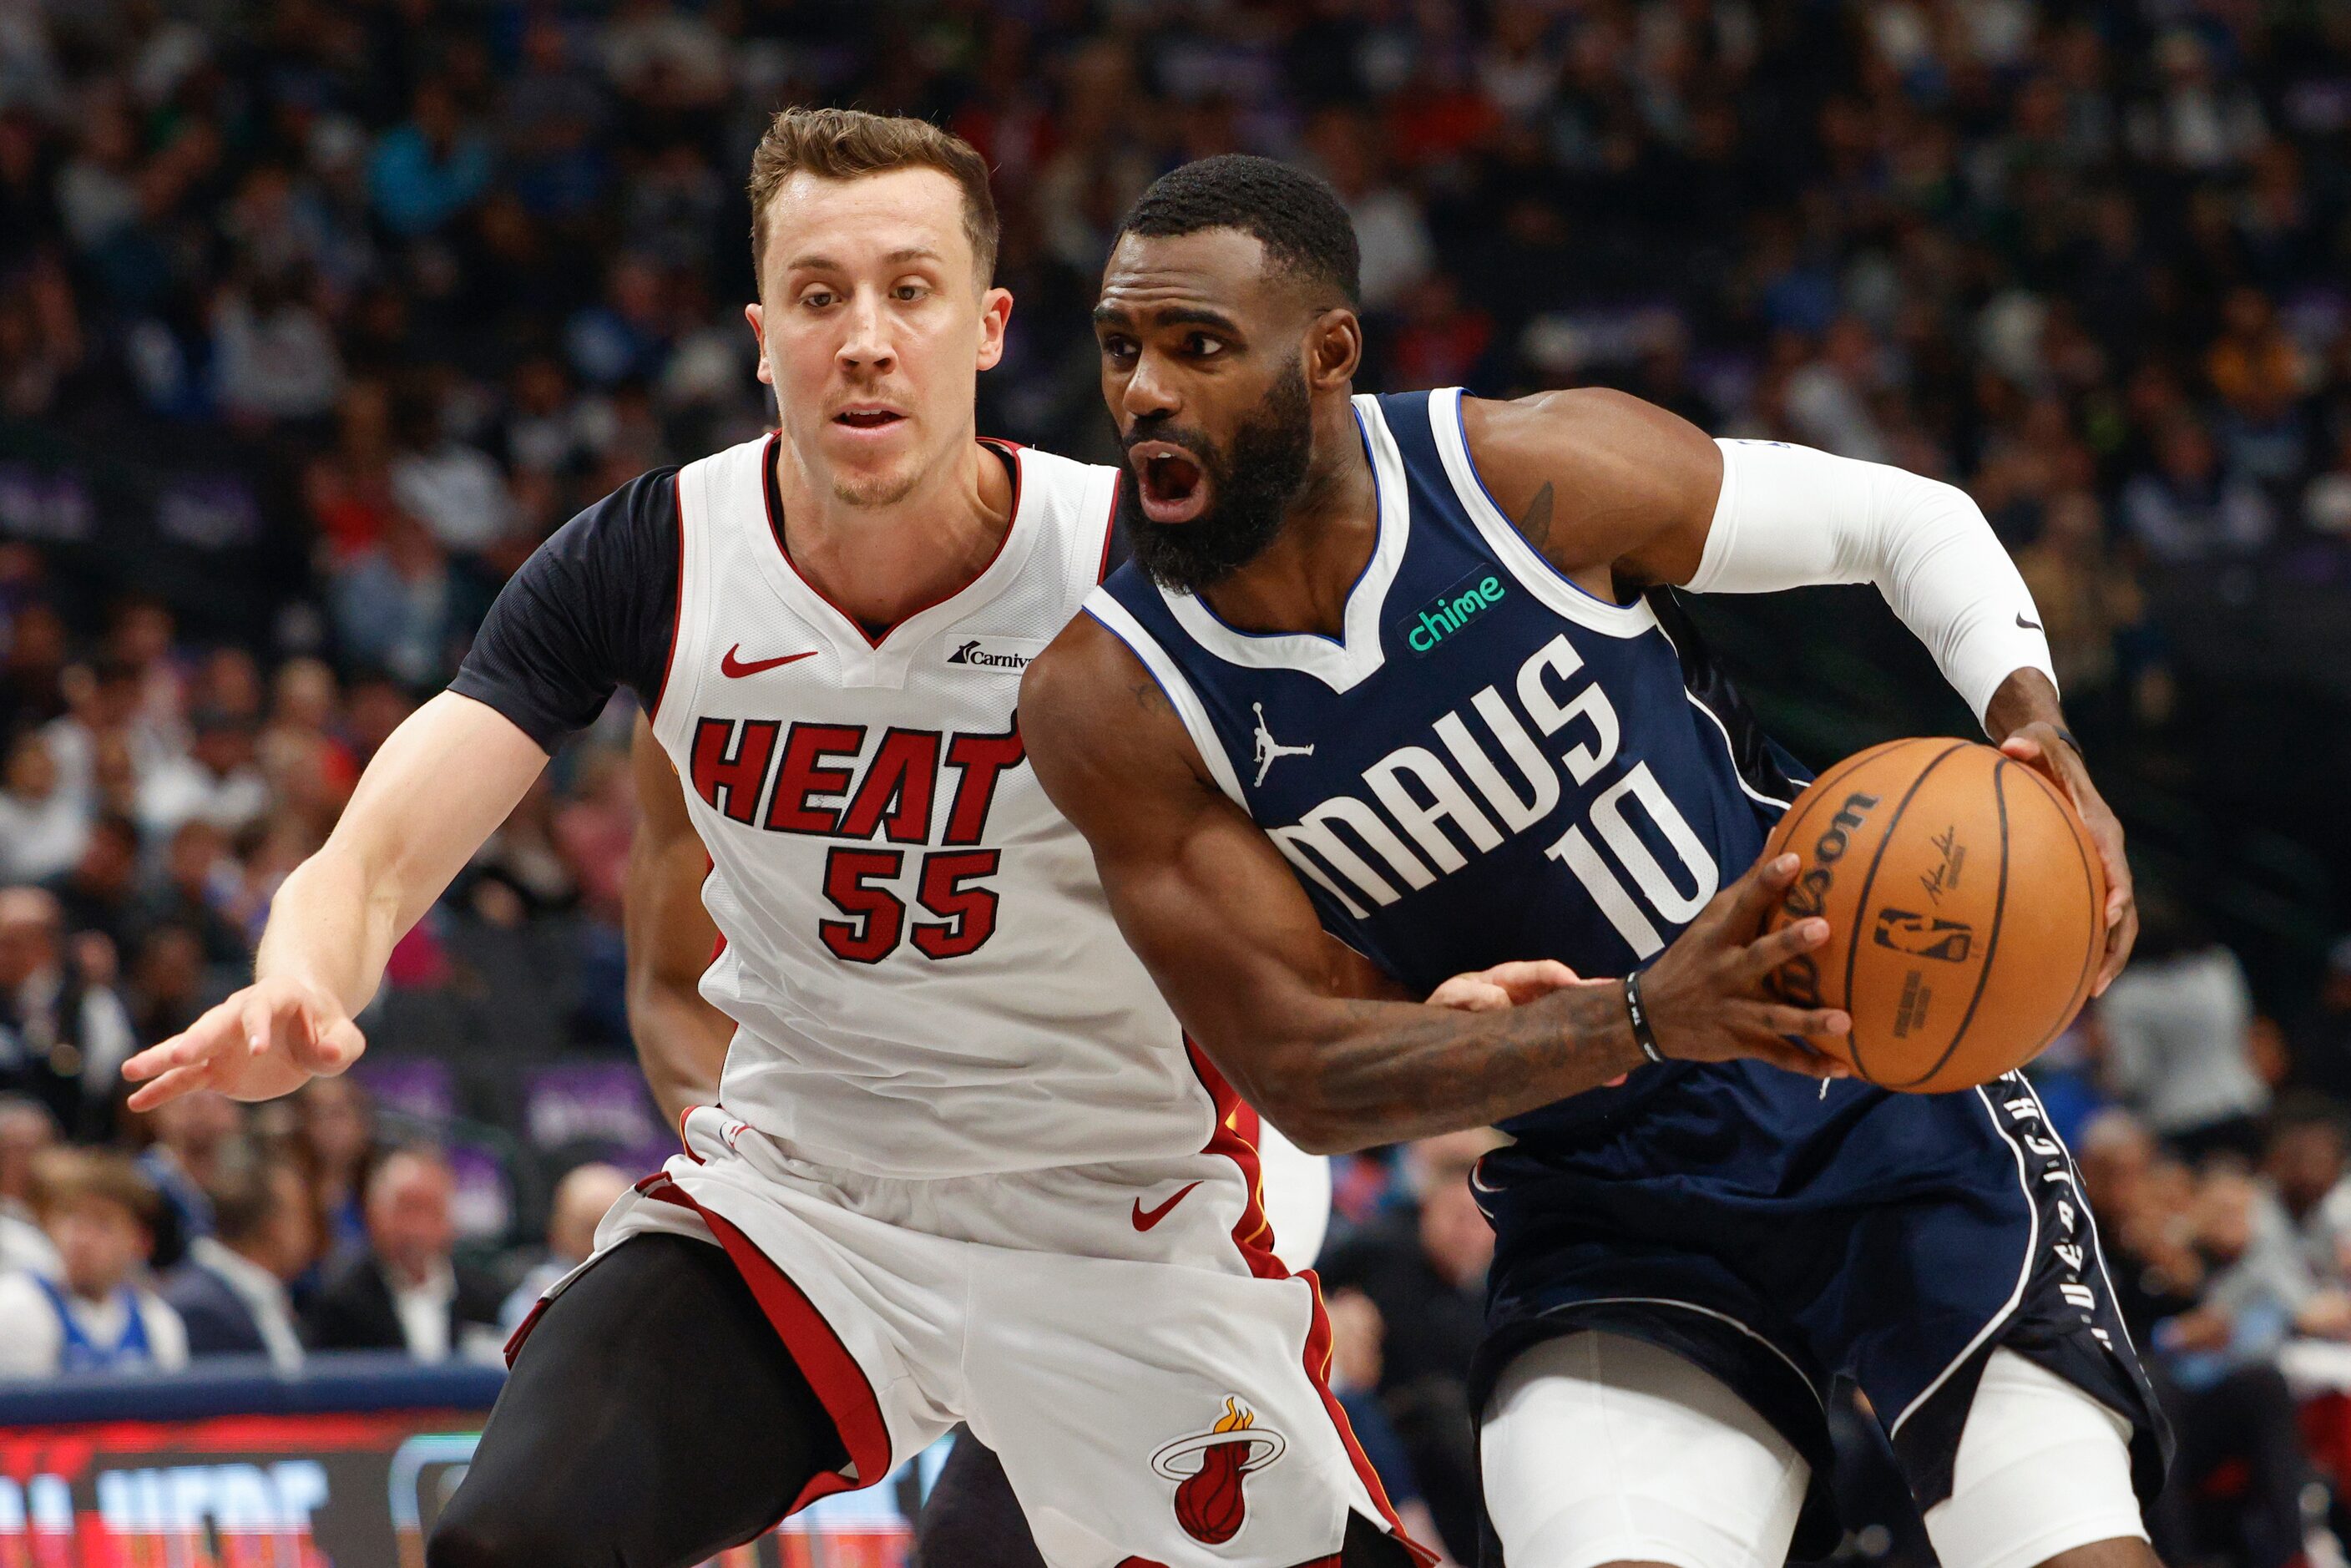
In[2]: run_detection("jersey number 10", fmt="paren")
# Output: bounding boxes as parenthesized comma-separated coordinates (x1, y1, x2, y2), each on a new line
(1543, 761, 1721, 959)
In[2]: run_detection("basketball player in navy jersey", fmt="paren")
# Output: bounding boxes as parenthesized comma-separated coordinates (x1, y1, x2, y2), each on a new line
(1024, 156, 2171, 1568)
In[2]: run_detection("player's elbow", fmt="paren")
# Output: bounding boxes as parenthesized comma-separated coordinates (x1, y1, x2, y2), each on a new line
(1226, 1051, 1369, 1157)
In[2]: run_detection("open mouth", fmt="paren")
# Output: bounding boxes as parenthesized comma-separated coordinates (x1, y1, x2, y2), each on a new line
(1130, 441, 1211, 524)
(833, 407, 906, 433)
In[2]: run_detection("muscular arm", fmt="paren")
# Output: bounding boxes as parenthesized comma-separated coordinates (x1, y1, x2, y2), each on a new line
(1461, 389, 2136, 989)
(1020, 618, 1844, 1156)
(625, 715, 733, 1124)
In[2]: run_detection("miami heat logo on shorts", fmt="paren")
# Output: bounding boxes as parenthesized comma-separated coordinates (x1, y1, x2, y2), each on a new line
(1150, 1396, 1288, 1545)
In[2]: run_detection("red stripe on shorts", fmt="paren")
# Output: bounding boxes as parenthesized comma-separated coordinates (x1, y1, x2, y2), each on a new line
(637, 1174, 893, 1520)
(1183, 1043, 1437, 1567)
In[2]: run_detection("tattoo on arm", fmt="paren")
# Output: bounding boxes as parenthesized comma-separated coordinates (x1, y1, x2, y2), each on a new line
(1516, 481, 1555, 551)
(1127, 678, 1174, 718)
(1291, 982, 1637, 1146)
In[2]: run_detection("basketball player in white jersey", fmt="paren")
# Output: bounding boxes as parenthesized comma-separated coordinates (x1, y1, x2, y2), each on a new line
(118, 109, 1627, 1568)
(620, 706, 1339, 1563)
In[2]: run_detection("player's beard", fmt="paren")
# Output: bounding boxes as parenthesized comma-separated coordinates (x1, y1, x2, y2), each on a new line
(1121, 359, 1313, 594)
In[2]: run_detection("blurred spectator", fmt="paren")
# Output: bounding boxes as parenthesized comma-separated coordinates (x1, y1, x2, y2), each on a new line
(304, 1144, 501, 1361)
(1302, 108, 1429, 316)
(2012, 491, 2142, 709)
(497, 1160, 631, 1331)
(134, 1088, 246, 1261)
(368, 82, 492, 238)
(2121, 416, 2275, 564)
(211, 269, 344, 426)
(292, 1075, 374, 1259)
(330, 513, 457, 685)
(43, 812, 143, 955)
(137, 709, 270, 839)
(2101, 898, 2270, 1159)
(387, 383, 514, 556)
(0, 731, 84, 883)
(2262, 1100, 2351, 1282)
(0, 1148, 186, 1377)
(1321, 1130, 1504, 1561)
(138, 820, 251, 971)
(2081, 1111, 2323, 1568)
(0, 1093, 59, 1276)
(163, 1154, 316, 1368)
(0, 884, 135, 1141)
(124, 923, 210, 1044)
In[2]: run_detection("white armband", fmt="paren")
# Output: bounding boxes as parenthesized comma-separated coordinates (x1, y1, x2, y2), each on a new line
(1685, 438, 2056, 729)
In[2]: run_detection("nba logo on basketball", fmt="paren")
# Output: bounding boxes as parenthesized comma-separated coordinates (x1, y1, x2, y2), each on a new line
(1150, 1396, 1288, 1545)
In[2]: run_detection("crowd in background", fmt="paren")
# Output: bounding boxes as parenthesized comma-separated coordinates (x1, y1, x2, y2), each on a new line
(4, 0, 2351, 1563)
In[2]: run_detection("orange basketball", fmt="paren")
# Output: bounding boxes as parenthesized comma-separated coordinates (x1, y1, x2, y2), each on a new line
(1760, 737, 2106, 1094)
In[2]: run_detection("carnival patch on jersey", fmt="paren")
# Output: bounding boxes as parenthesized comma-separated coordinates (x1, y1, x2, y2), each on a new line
(943, 635, 1048, 674)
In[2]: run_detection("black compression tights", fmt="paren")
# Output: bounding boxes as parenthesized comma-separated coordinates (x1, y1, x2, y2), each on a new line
(426, 1232, 846, 1568)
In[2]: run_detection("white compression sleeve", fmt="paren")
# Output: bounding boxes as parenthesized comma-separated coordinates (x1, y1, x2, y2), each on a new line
(1685, 438, 2057, 729)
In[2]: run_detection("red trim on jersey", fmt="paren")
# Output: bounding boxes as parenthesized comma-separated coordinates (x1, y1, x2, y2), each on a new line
(1097, 471, 1122, 584)
(502, 1294, 550, 1365)
(760, 432, 1027, 650)
(638, 1174, 893, 1520)
(646, 471, 687, 722)
(1182, 1044, 1436, 1566)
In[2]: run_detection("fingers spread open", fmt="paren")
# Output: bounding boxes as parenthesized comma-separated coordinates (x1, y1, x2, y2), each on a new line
(126, 1061, 215, 1113)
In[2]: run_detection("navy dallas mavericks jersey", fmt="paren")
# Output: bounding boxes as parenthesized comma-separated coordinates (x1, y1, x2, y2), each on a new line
(1089, 389, 2166, 1544)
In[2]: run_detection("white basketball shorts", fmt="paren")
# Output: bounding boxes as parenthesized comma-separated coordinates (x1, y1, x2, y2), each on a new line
(1481, 1332, 2146, 1568)
(517, 1100, 1413, 1568)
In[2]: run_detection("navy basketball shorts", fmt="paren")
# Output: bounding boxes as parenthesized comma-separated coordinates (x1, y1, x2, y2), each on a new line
(1468, 1069, 2172, 1568)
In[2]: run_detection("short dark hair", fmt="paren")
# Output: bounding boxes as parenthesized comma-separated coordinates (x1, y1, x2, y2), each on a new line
(1117, 154, 1360, 306)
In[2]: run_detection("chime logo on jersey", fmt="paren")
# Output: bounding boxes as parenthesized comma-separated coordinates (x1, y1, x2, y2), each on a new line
(1150, 1396, 1286, 1545)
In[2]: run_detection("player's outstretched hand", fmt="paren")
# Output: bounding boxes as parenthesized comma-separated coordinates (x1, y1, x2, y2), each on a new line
(1640, 852, 1853, 1080)
(2000, 725, 2136, 996)
(121, 975, 365, 1110)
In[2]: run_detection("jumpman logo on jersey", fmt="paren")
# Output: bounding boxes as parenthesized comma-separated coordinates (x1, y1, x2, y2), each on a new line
(1251, 703, 1315, 787)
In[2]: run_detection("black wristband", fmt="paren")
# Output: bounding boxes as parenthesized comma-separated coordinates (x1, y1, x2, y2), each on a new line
(1623, 970, 1666, 1065)
(2050, 726, 2085, 763)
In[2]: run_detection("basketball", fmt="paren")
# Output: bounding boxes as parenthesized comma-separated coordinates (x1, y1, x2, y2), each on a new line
(1760, 738, 2106, 1094)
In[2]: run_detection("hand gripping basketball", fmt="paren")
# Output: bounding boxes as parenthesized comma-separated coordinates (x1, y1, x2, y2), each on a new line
(1636, 852, 1854, 1079)
(121, 974, 367, 1110)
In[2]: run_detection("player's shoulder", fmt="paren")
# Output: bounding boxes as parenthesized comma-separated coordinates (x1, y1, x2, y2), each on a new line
(545, 463, 685, 563)
(1460, 386, 1700, 466)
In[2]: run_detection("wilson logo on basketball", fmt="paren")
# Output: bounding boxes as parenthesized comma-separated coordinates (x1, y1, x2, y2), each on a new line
(1772, 789, 1881, 1008)
(1150, 1396, 1286, 1545)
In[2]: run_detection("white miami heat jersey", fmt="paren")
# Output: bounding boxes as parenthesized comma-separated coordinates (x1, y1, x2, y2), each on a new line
(648, 433, 1219, 1179)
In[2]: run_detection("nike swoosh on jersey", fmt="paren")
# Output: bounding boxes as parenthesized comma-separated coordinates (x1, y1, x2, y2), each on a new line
(2015, 613, 2042, 630)
(720, 645, 818, 678)
(1130, 1181, 1203, 1232)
